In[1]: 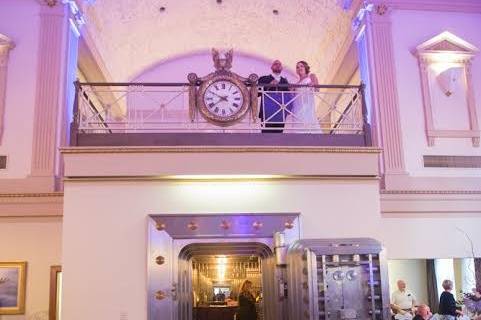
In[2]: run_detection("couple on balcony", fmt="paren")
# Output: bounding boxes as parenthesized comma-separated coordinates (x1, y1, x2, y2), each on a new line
(258, 59, 320, 133)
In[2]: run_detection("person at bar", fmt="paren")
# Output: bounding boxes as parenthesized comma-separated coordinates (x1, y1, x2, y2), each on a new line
(237, 280, 257, 320)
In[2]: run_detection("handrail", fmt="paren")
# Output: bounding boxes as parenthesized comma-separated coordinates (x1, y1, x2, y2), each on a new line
(78, 81, 362, 90)
(71, 81, 369, 142)
(329, 87, 361, 134)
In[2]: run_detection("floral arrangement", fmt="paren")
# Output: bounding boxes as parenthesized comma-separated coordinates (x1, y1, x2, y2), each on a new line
(463, 290, 481, 316)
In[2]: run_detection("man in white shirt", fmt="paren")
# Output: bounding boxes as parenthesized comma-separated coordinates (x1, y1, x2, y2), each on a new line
(391, 280, 417, 315)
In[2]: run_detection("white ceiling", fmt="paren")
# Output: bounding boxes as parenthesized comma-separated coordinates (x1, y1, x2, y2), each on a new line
(80, 0, 359, 82)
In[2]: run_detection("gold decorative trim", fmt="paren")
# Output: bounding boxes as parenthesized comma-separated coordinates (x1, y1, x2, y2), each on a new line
(61, 146, 382, 154)
(381, 190, 481, 195)
(0, 192, 63, 198)
(64, 175, 380, 182)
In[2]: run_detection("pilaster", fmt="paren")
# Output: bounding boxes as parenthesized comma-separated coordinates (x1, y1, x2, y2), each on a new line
(0, 35, 15, 143)
(29, 3, 68, 191)
(355, 3, 408, 189)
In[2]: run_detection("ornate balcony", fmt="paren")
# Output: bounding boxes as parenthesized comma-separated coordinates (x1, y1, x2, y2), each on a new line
(69, 81, 371, 147)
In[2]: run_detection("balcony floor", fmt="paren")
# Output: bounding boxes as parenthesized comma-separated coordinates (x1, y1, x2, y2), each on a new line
(73, 132, 369, 147)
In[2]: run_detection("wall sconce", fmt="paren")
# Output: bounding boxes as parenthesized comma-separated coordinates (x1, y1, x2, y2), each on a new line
(187, 222, 198, 231)
(436, 67, 462, 97)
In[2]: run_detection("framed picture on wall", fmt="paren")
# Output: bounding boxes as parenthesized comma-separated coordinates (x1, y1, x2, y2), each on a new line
(0, 261, 27, 314)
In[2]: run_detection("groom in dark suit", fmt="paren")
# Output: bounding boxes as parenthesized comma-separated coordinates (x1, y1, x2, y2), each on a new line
(258, 60, 290, 133)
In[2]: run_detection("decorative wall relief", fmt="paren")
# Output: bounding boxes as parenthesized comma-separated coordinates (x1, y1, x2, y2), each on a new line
(414, 31, 479, 147)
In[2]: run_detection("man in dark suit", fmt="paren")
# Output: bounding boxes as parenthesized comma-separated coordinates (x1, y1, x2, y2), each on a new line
(258, 60, 290, 133)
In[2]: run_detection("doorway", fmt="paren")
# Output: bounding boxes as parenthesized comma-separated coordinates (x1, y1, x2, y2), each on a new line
(178, 242, 275, 320)
(147, 213, 300, 320)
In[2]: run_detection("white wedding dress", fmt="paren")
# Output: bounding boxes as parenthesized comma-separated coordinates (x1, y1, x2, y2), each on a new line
(285, 76, 319, 133)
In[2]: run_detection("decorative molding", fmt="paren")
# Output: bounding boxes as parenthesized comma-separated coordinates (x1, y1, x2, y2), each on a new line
(0, 192, 63, 198)
(367, 0, 481, 14)
(0, 34, 15, 143)
(61, 146, 382, 154)
(415, 31, 479, 147)
(381, 190, 481, 216)
(0, 177, 59, 193)
(0, 192, 63, 217)
(64, 175, 380, 183)
(381, 190, 481, 195)
(30, 5, 68, 190)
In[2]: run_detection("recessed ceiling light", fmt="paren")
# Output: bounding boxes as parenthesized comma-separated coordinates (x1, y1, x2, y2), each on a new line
(273, 9, 279, 15)
(217, 0, 222, 3)
(159, 6, 166, 12)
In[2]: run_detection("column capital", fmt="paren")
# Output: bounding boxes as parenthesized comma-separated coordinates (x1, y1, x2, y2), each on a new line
(0, 35, 14, 67)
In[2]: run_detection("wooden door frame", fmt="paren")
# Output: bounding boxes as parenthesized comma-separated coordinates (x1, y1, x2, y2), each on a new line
(49, 265, 62, 320)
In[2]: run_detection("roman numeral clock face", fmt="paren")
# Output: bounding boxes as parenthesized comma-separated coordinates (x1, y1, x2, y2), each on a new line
(202, 80, 244, 120)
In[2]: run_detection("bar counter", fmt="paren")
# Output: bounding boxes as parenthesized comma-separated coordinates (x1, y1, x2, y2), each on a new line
(193, 305, 238, 320)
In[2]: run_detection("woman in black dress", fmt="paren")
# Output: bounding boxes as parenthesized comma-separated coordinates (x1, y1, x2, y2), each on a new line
(439, 279, 463, 320)
(237, 280, 257, 320)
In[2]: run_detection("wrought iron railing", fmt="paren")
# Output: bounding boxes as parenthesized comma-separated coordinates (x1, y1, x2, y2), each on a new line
(70, 81, 371, 145)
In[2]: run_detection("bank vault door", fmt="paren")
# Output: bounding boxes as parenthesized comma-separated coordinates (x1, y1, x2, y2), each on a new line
(286, 238, 390, 320)
(148, 219, 175, 320)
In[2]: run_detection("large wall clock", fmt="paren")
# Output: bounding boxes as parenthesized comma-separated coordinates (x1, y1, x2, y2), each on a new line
(188, 49, 258, 126)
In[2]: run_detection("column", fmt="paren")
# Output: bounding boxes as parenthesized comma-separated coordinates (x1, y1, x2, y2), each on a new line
(0, 35, 15, 143)
(29, 2, 69, 190)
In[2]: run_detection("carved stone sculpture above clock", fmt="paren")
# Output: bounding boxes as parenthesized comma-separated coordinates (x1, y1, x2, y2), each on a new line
(188, 49, 258, 126)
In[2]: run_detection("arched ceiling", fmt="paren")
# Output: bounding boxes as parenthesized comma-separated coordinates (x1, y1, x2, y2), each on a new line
(81, 0, 359, 82)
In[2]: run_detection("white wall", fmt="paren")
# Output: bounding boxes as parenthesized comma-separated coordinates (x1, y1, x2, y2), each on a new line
(391, 10, 481, 177)
(0, 0, 40, 178)
(388, 259, 428, 305)
(61, 179, 381, 320)
(61, 178, 481, 320)
(132, 51, 297, 84)
(0, 217, 62, 320)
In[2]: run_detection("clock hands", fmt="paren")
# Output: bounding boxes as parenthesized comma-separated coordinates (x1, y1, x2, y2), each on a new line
(208, 90, 228, 102)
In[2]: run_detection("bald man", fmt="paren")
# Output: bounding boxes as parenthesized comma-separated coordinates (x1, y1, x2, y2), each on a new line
(391, 280, 417, 315)
(258, 60, 290, 133)
(413, 304, 432, 320)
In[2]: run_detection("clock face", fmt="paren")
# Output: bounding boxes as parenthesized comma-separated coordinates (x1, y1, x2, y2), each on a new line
(202, 80, 244, 119)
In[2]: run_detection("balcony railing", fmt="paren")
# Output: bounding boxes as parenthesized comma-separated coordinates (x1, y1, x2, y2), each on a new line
(70, 81, 371, 147)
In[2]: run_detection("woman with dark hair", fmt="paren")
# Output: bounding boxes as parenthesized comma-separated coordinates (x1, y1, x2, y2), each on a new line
(237, 280, 257, 320)
(285, 60, 320, 132)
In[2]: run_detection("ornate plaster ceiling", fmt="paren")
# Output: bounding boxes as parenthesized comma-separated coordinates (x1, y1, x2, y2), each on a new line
(81, 0, 359, 82)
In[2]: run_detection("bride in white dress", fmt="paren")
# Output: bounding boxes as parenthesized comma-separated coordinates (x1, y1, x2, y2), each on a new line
(285, 61, 320, 133)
